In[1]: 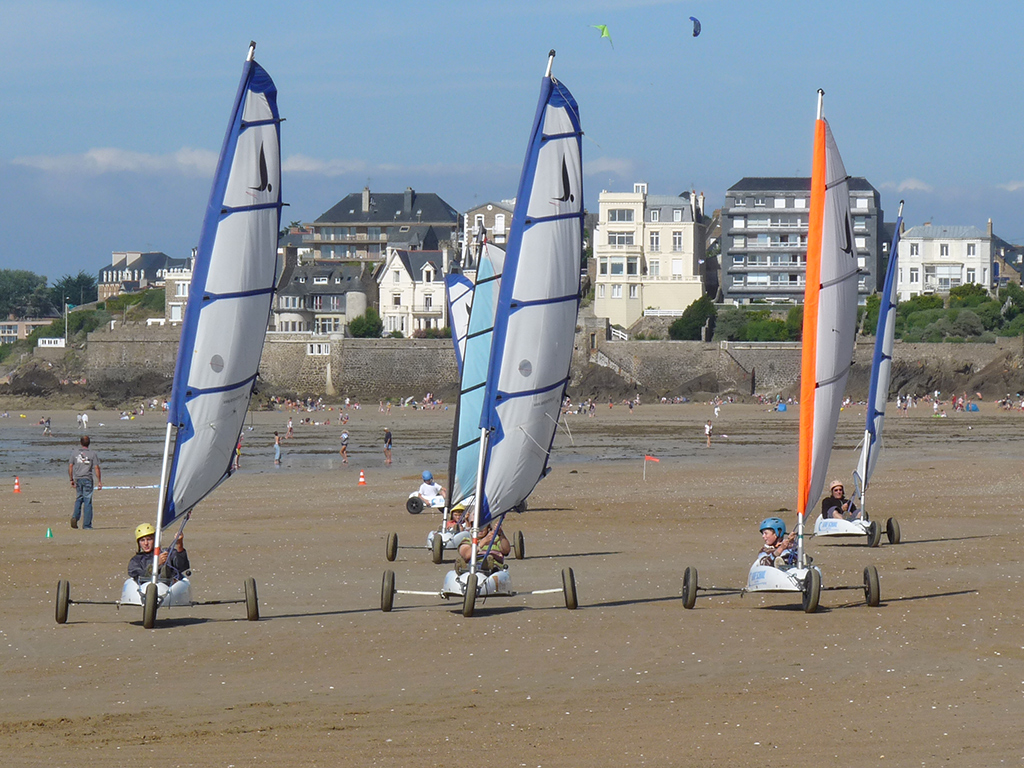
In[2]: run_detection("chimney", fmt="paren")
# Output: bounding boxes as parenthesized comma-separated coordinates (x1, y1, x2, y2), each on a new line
(987, 218, 993, 238)
(404, 187, 414, 214)
(698, 191, 705, 219)
(362, 186, 370, 213)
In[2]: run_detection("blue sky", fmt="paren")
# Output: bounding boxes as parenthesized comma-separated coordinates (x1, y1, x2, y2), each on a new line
(3, 0, 1024, 281)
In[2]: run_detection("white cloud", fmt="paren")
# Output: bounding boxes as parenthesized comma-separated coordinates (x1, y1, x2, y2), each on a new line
(584, 156, 635, 177)
(282, 154, 369, 175)
(282, 154, 516, 179)
(12, 147, 218, 176)
(996, 181, 1024, 193)
(893, 178, 933, 193)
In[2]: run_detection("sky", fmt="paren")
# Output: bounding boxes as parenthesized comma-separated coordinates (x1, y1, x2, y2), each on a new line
(3, 0, 1024, 282)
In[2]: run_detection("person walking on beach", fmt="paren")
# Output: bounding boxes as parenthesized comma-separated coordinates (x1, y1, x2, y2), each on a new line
(273, 431, 282, 466)
(383, 427, 392, 465)
(69, 435, 101, 529)
(705, 420, 713, 448)
(339, 430, 349, 464)
(286, 417, 294, 439)
(81, 412, 88, 429)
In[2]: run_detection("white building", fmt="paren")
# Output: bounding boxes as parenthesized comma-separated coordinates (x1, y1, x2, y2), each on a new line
(896, 222, 994, 301)
(376, 248, 450, 336)
(593, 182, 705, 329)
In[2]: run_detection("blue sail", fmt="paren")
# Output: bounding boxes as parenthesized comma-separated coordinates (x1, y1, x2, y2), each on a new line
(161, 49, 282, 528)
(477, 65, 583, 524)
(856, 206, 904, 492)
(445, 271, 474, 375)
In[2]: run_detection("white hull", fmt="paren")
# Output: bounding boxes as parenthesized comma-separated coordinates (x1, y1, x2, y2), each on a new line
(426, 529, 471, 551)
(745, 561, 820, 593)
(813, 514, 871, 537)
(119, 577, 193, 608)
(441, 567, 514, 598)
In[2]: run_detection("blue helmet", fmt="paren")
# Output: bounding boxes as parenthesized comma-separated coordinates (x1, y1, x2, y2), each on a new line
(759, 517, 786, 538)
(422, 470, 433, 482)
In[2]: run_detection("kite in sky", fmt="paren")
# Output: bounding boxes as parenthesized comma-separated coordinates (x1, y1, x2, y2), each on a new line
(689, 16, 701, 37)
(591, 24, 613, 48)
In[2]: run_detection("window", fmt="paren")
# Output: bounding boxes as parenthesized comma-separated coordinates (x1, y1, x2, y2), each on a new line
(967, 243, 976, 256)
(733, 235, 746, 248)
(773, 198, 786, 209)
(633, 183, 647, 194)
(392, 294, 402, 306)
(967, 268, 976, 283)
(368, 226, 381, 239)
(940, 244, 949, 256)
(910, 243, 919, 256)
(910, 268, 919, 283)
(310, 296, 322, 311)
(313, 276, 328, 284)
(857, 257, 866, 269)
(307, 343, 330, 356)
(474, 214, 485, 233)
(732, 275, 744, 286)
(733, 216, 746, 230)
(747, 272, 769, 286)
(753, 197, 766, 207)
(627, 257, 639, 275)
(650, 210, 659, 222)
(672, 258, 684, 277)
(170, 305, 182, 322)
(393, 270, 401, 283)
(611, 284, 622, 298)
(608, 209, 634, 222)
(733, 255, 744, 265)
(673, 209, 682, 222)
(424, 269, 433, 282)
(649, 231, 660, 251)
(649, 260, 660, 277)
(598, 284, 605, 298)
(424, 295, 433, 309)
(628, 284, 638, 299)
(598, 258, 608, 275)
(494, 214, 506, 234)
(855, 237, 866, 249)
(854, 216, 867, 231)
(608, 232, 634, 246)
(794, 198, 806, 208)
(854, 198, 869, 210)
(175, 282, 189, 297)
(609, 258, 625, 275)
(673, 231, 683, 251)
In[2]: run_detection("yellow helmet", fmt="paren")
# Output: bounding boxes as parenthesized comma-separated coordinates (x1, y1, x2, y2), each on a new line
(135, 522, 156, 541)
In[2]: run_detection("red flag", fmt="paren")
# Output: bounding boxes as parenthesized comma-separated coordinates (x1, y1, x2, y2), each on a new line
(644, 455, 660, 462)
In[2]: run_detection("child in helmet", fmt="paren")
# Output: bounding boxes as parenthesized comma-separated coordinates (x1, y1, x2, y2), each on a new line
(758, 517, 797, 568)
(128, 523, 190, 582)
(417, 470, 446, 505)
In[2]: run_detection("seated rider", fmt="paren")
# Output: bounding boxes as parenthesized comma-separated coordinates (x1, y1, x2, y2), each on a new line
(758, 517, 797, 568)
(417, 471, 446, 504)
(128, 523, 190, 582)
(457, 521, 511, 573)
(821, 479, 859, 520)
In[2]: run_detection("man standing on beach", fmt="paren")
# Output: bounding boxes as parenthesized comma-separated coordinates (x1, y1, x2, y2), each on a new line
(383, 427, 392, 465)
(705, 420, 713, 448)
(69, 435, 101, 529)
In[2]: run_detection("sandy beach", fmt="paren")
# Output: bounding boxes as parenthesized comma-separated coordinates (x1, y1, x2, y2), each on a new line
(2, 402, 1023, 767)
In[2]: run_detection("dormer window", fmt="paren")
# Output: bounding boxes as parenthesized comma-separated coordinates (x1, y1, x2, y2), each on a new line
(313, 276, 328, 285)
(424, 269, 433, 282)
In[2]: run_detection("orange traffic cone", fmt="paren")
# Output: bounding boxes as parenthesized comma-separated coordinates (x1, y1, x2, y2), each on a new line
(358, 470, 367, 486)
(13, 476, 21, 493)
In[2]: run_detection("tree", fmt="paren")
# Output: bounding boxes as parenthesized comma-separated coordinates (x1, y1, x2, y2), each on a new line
(785, 305, 803, 340)
(49, 271, 98, 310)
(349, 307, 384, 338)
(668, 295, 716, 340)
(0, 269, 48, 317)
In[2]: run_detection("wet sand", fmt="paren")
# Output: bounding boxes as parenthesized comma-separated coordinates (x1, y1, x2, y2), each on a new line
(2, 403, 1023, 767)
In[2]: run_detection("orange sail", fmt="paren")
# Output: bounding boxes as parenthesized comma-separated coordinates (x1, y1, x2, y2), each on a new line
(797, 92, 859, 527)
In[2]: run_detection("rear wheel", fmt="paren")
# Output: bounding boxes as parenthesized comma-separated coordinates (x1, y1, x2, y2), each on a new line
(515, 499, 528, 514)
(885, 517, 901, 545)
(864, 565, 880, 607)
(463, 573, 478, 617)
(866, 520, 882, 548)
(244, 577, 259, 621)
(381, 570, 395, 612)
(682, 566, 698, 610)
(802, 569, 821, 614)
(406, 497, 424, 515)
(143, 582, 158, 629)
(562, 568, 578, 610)
(431, 533, 444, 564)
(513, 530, 525, 560)
(385, 532, 398, 562)
(55, 580, 70, 624)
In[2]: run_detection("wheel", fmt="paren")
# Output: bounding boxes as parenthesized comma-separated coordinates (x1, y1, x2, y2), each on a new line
(55, 580, 70, 624)
(406, 496, 424, 515)
(515, 499, 528, 514)
(885, 517, 901, 545)
(864, 565, 880, 607)
(513, 530, 525, 560)
(562, 567, 578, 610)
(682, 566, 698, 610)
(244, 577, 259, 621)
(866, 520, 881, 548)
(143, 582, 158, 629)
(802, 568, 821, 614)
(462, 573, 478, 617)
(381, 570, 395, 612)
(385, 532, 398, 562)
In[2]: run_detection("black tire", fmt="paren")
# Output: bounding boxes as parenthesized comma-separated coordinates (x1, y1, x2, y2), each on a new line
(866, 520, 882, 548)
(431, 533, 445, 564)
(143, 582, 158, 629)
(463, 573, 478, 617)
(513, 530, 525, 560)
(864, 565, 880, 607)
(885, 517, 901, 545)
(55, 579, 70, 624)
(381, 570, 395, 612)
(385, 532, 398, 562)
(682, 566, 698, 610)
(515, 499, 528, 514)
(562, 567, 578, 610)
(406, 496, 424, 515)
(802, 568, 821, 614)
(244, 577, 259, 621)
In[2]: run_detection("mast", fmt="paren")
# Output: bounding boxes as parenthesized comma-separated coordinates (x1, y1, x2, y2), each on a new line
(151, 422, 175, 582)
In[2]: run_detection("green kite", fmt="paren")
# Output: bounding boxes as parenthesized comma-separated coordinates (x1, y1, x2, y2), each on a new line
(590, 24, 613, 49)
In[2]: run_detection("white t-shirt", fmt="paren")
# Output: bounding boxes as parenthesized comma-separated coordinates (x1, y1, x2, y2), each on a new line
(419, 481, 443, 498)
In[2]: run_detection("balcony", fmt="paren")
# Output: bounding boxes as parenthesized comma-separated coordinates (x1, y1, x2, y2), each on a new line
(411, 305, 443, 316)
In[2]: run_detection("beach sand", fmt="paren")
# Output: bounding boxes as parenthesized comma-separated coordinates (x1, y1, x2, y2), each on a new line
(2, 403, 1022, 767)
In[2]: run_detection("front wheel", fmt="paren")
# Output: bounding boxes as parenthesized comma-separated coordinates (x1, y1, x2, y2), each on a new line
(381, 570, 395, 612)
(431, 533, 444, 564)
(244, 577, 259, 621)
(885, 517, 901, 545)
(864, 565, 880, 607)
(682, 566, 698, 610)
(385, 532, 399, 562)
(562, 568, 578, 610)
(55, 579, 70, 624)
(512, 531, 525, 560)
(406, 497, 424, 515)
(802, 568, 821, 614)
(143, 582, 158, 629)
(866, 520, 881, 548)
(463, 573, 478, 617)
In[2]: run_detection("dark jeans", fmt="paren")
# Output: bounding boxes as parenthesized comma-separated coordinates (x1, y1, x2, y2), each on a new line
(73, 476, 94, 528)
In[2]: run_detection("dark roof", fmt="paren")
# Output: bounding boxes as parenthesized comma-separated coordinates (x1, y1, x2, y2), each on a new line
(278, 229, 311, 248)
(727, 177, 878, 193)
(315, 189, 459, 225)
(386, 250, 445, 284)
(98, 252, 189, 281)
(278, 263, 365, 297)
